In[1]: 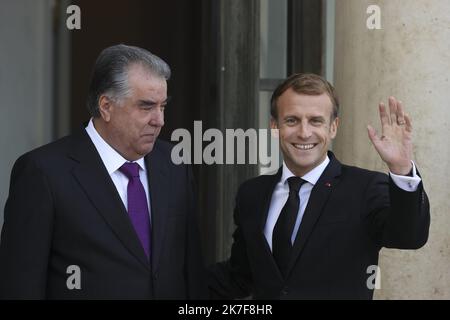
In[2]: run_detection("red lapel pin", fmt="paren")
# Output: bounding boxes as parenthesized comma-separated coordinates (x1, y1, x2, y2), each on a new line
(325, 182, 332, 187)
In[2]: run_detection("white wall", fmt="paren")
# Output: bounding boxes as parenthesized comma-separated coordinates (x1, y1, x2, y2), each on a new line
(0, 0, 54, 229)
(334, 0, 450, 299)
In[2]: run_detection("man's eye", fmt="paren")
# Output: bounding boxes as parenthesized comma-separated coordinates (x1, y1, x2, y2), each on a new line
(285, 118, 296, 125)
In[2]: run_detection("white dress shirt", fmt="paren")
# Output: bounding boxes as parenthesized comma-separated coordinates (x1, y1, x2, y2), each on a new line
(85, 119, 151, 216)
(264, 156, 422, 251)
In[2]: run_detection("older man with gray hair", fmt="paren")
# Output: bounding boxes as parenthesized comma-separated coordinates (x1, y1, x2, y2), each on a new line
(0, 44, 206, 299)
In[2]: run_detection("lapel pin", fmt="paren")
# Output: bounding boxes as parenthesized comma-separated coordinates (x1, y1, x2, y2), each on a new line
(325, 182, 332, 187)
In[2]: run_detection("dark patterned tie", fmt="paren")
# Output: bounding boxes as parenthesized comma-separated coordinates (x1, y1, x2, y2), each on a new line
(119, 162, 151, 259)
(272, 176, 306, 277)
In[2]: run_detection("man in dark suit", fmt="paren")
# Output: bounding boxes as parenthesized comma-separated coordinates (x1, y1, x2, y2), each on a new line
(0, 44, 206, 299)
(209, 73, 430, 299)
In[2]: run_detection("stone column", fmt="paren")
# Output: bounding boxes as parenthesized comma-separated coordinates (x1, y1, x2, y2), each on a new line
(0, 0, 54, 230)
(333, 0, 450, 299)
(215, 0, 260, 261)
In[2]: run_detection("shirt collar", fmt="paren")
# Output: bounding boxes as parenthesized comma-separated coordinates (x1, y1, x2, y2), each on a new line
(85, 118, 146, 175)
(281, 155, 330, 186)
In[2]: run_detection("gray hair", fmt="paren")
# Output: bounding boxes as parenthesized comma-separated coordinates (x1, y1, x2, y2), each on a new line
(87, 44, 171, 117)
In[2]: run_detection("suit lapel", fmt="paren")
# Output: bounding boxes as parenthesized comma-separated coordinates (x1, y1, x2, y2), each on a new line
(285, 153, 342, 278)
(145, 142, 170, 273)
(69, 129, 151, 270)
(259, 168, 282, 231)
(255, 169, 285, 280)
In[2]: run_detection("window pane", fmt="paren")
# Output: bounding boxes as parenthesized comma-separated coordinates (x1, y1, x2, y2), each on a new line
(260, 0, 288, 79)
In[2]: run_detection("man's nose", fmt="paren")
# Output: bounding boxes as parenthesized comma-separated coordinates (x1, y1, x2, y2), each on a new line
(150, 107, 164, 127)
(297, 122, 312, 139)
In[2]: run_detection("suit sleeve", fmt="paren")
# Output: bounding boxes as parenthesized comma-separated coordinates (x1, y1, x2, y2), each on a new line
(0, 154, 55, 299)
(184, 165, 208, 299)
(364, 171, 430, 249)
(208, 186, 253, 299)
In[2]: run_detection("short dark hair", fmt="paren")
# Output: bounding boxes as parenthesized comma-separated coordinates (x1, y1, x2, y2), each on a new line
(270, 73, 339, 120)
(86, 44, 171, 117)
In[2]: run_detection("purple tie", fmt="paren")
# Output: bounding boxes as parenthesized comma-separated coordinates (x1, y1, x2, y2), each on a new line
(119, 162, 151, 259)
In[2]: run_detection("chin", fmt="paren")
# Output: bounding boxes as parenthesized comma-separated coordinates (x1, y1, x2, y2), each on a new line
(286, 156, 317, 172)
(137, 143, 154, 156)
(143, 146, 155, 155)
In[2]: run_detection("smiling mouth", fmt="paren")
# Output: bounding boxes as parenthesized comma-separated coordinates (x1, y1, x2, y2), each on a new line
(292, 143, 317, 150)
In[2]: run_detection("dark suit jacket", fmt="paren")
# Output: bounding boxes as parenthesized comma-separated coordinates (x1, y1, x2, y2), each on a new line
(209, 152, 430, 300)
(0, 128, 206, 299)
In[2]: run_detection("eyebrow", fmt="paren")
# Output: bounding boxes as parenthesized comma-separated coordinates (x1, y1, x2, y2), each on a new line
(283, 115, 326, 121)
(138, 96, 171, 106)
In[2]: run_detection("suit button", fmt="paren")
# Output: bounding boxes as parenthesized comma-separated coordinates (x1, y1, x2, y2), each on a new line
(153, 273, 158, 280)
(281, 287, 289, 295)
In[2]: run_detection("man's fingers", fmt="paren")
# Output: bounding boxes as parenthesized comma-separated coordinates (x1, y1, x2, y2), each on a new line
(367, 124, 380, 147)
(388, 96, 397, 125)
(404, 113, 413, 132)
(396, 100, 406, 126)
(379, 102, 390, 128)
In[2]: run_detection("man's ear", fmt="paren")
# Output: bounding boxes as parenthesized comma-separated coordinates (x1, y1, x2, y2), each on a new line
(270, 117, 279, 138)
(330, 117, 339, 139)
(98, 95, 114, 122)
(270, 117, 279, 130)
